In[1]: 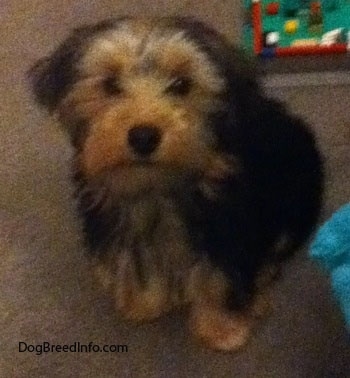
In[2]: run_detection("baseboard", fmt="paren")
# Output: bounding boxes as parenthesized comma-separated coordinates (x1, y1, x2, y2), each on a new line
(262, 71, 350, 88)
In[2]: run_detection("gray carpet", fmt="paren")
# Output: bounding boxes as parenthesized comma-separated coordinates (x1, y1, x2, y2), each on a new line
(1, 2, 349, 377)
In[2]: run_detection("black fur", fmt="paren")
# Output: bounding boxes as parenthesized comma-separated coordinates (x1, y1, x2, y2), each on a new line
(28, 18, 128, 147)
(170, 17, 324, 308)
(28, 18, 127, 111)
(174, 18, 323, 308)
(188, 102, 323, 309)
(30, 17, 324, 311)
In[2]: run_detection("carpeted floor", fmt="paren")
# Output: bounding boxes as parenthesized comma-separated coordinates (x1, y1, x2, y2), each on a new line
(1, 2, 349, 377)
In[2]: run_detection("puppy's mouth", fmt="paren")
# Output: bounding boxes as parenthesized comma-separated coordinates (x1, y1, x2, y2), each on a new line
(127, 157, 158, 167)
(98, 161, 199, 200)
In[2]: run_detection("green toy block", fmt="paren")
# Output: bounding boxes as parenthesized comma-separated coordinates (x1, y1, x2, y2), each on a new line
(340, 28, 348, 43)
(244, 0, 252, 9)
(322, 0, 341, 11)
(281, 0, 302, 17)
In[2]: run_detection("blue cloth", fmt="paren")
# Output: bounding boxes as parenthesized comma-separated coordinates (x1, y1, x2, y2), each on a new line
(310, 203, 350, 329)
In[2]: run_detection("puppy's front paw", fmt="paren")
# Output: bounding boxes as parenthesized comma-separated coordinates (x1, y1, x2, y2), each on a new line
(189, 304, 252, 351)
(116, 276, 170, 323)
(94, 259, 170, 323)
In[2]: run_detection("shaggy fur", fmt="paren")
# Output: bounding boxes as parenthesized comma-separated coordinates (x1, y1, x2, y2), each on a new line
(29, 16, 324, 351)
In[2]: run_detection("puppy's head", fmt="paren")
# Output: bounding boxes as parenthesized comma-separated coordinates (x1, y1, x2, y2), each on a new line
(29, 17, 257, 197)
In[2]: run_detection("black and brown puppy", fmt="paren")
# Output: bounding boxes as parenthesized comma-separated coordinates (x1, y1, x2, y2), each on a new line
(29, 17, 324, 351)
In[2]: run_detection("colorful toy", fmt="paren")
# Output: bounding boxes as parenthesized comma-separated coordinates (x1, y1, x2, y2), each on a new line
(321, 27, 346, 44)
(310, 203, 350, 329)
(308, 2, 324, 34)
(266, 2, 280, 15)
(243, 0, 350, 57)
(284, 19, 299, 33)
(264, 31, 280, 46)
(323, 0, 342, 10)
(291, 38, 319, 46)
(281, 0, 301, 17)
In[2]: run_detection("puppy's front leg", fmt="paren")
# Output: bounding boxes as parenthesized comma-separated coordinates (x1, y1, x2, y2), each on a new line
(187, 262, 272, 351)
(187, 263, 255, 351)
(95, 250, 170, 323)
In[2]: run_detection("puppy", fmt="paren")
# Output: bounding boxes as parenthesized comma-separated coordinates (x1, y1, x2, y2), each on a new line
(29, 16, 324, 351)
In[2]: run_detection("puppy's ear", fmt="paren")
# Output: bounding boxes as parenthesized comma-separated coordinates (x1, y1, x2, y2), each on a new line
(28, 32, 86, 112)
(170, 17, 259, 93)
(170, 17, 262, 151)
(28, 18, 120, 112)
(28, 57, 64, 111)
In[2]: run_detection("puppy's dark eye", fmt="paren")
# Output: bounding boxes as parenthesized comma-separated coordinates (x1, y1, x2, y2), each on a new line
(166, 76, 192, 96)
(102, 76, 122, 96)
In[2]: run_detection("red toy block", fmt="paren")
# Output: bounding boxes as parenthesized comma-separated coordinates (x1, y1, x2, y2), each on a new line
(266, 2, 280, 16)
(310, 1, 322, 13)
(252, 1, 263, 54)
(276, 44, 347, 57)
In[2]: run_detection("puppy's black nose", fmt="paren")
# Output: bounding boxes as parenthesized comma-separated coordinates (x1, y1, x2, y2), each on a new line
(128, 125, 161, 156)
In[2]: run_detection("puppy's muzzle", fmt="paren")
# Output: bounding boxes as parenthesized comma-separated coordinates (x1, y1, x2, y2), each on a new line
(128, 124, 162, 157)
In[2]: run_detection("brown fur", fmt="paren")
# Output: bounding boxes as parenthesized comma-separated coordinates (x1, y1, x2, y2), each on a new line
(30, 17, 313, 352)
(59, 20, 245, 349)
(93, 195, 195, 322)
(55, 23, 237, 201)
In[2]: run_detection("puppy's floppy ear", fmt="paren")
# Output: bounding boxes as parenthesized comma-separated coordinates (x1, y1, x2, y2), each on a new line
(28, 32, 84, 112)
(169, 16, 260, 93)
(170, 17, 262, 151)
(28, 18, 121, 112)
(28, 56, 66, 112)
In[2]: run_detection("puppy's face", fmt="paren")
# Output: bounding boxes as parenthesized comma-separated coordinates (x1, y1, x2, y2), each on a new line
(30, 17, 253, 197)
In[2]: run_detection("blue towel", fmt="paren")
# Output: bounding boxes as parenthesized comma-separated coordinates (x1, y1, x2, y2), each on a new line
(310, 203, 350, 329)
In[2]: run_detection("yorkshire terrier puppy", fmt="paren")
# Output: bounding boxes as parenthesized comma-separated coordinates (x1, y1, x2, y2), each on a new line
(29, 16, 324, 351)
